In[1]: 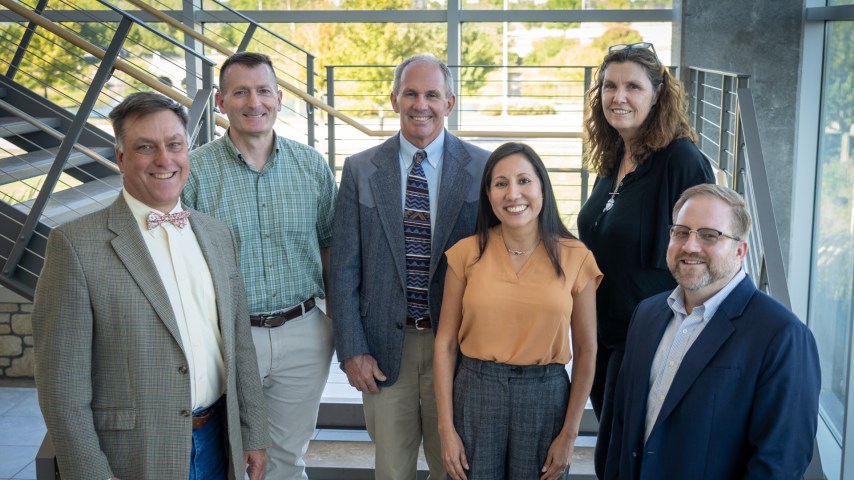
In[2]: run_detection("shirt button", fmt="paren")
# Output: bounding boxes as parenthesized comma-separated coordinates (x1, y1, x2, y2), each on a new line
(181, 410, 191, 417)
(178, 366, 188, 374)
(659, 395, 664, 400)
(396, 322, 404, 330)
(682, 329, 688, 334)
(272, 292, 277, 297)
(668, 361, 674, 367)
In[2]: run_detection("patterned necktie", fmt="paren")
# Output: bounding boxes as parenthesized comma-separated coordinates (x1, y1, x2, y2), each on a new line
(146, 210, 190, 230)
(404, 150, 431, 319)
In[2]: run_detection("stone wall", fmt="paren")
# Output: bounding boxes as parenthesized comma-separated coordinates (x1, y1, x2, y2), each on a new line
(0, 287, 34, 379)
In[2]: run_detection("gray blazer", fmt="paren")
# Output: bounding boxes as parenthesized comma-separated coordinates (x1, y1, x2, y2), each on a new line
(330, 131, 488, 386)
(32, 195, 270, 480)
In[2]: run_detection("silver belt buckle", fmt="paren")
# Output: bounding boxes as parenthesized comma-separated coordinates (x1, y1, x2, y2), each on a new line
(414, 316, 430, 330)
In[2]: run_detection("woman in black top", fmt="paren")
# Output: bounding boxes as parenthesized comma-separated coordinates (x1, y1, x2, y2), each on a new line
(576, 42, 714, 478)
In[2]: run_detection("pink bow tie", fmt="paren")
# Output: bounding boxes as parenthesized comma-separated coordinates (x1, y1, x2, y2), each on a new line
(146, 210, 190, 230)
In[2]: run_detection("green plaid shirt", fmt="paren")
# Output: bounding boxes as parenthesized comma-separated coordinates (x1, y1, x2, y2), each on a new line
(183, 133, 337, 313)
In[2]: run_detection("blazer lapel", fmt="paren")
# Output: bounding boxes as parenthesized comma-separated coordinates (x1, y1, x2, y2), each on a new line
(431, 132, 472, 274)
(651, 277, 756, 433)
(368, 134, 407, 289)
(630, 302, 672, 415)
(108, 196, 184, 349)
(191, 213, 233, 364)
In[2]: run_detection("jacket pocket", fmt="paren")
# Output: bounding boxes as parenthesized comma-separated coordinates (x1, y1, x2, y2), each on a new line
(93, 408, 136, 431)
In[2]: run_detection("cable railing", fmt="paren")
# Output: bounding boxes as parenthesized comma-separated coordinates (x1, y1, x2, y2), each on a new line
(0, 0, 219, 297)
(687, 67, 789, 305)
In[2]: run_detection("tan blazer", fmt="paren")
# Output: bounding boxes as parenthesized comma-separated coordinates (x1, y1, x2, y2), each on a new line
(32, 195, 270, 480)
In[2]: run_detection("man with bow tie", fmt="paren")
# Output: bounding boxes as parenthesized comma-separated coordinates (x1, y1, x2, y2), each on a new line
(32, 91, 270, 480)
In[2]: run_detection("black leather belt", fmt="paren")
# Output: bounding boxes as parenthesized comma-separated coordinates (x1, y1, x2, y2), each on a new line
(250, 298, 316, 328)
(406, 315, 431, 330)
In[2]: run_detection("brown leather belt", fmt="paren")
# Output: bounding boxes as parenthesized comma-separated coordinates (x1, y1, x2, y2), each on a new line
(250, 298, 316, 328)
(406, 315, 431, 330)
(192, 402, 219, 430)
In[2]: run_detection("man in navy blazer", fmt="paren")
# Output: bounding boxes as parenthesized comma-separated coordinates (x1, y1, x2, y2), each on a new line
(604, 184, 820, 480)
(331, 54, 488, 479)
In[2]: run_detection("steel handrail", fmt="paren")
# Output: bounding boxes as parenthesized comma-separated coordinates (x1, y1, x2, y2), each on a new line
(117, 0, 578, 140)
(0, 0, 228, 129)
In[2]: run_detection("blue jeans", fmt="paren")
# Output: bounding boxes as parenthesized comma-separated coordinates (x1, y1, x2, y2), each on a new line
(189, 400, 227, 480)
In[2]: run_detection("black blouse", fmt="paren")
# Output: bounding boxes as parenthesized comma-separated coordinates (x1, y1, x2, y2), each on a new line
(577, 137, 714, 349)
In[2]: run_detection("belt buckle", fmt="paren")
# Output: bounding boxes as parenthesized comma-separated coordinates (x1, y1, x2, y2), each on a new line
(414, 316, 430, 331)
(260, 314, 285, 328)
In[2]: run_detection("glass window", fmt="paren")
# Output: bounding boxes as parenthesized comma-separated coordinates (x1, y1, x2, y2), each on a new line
(809, 19, 854, 444)
(463, 0, 672, 9)
(203, 0, 447, 10)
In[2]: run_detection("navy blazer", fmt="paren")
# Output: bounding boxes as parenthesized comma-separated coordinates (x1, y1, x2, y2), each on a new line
(330, 131, 488, 386)
(605, 275, 820, 480)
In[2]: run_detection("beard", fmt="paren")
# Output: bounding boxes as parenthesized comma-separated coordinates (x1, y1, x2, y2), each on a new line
(668, 252, 739, 292)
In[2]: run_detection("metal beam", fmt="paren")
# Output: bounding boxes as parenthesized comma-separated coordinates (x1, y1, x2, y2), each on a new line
(0, 8, 673, 24)
(2, 16, 133, 279)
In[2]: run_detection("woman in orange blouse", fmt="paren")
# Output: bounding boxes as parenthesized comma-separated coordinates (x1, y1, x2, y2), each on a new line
(434, 142, 601, 480)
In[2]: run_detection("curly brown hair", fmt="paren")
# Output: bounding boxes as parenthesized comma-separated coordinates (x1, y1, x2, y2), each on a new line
(584, 47, 696, 177)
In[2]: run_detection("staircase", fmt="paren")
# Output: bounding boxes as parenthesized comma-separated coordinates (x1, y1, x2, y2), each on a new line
(0, 74, 120, 298)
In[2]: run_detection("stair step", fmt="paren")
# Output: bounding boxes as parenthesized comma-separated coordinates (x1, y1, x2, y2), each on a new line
(304, 431, 596, 480)
(0, 116, 61, 137)
(0, 146, 115, 185)
(21, 175, 122, 227)
(0, 87, 6, 98)
(318, 400, 599, 436)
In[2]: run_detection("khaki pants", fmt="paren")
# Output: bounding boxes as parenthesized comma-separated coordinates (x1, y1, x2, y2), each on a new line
(251, 307, 334, 480)
(362, 327, 445, 480)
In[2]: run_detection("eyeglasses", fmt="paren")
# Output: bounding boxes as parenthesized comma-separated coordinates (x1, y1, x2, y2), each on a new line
(669, 225, 740, 245)
(609, 42, 657, 56)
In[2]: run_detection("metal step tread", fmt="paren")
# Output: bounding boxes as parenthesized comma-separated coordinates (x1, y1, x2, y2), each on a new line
(0, 146, 115, 185)
(318, 400, 599, 437)
(305, 433, 596, 480)
(21, 175, 122, 227)
(0, 116, 61, 136)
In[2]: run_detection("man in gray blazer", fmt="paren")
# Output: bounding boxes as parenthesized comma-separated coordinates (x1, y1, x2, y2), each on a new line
(331, 54, 489, 479)
(32, 92, 270, 480)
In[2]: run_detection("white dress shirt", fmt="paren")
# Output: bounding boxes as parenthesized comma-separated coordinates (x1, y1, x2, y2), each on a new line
(398, 131, 445, 231)
(644, 269, 747, 441)
(123, 190, 224, 410)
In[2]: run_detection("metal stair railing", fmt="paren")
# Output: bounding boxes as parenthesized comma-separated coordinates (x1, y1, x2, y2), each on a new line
(687, 66, 824, 480)
(687, 67, 788, 303)
(0, 0, 218, 298)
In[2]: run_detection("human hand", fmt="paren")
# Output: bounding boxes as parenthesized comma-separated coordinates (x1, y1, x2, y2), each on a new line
(344, 354, 386, 393)
(244, 449, 267, 480)
(540, 433, 573, 480)
(440, 427, 469, 480)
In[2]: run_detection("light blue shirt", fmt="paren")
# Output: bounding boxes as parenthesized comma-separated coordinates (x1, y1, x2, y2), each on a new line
(644, 268, 747, 441)
(399, 131, 445, 231)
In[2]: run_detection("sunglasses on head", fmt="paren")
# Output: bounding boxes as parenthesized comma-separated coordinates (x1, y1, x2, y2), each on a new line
(608, 42, 657, 55)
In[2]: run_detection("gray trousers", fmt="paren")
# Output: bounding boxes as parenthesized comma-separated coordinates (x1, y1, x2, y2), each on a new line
(453, 356, 570, 480)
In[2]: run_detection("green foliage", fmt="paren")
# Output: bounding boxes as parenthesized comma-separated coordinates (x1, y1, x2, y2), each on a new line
(825, 21, 853, 134)
(590, 24, 643, 54)
(525, 36, 579, 65)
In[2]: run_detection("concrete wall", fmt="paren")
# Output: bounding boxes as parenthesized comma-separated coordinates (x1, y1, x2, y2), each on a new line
(677, 0, 805, 267)
(0, 287, 33, 379)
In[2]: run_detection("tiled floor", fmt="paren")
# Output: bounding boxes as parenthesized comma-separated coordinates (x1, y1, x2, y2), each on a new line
(0, 385, 43, 480)
(0, 355, 357, 480)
